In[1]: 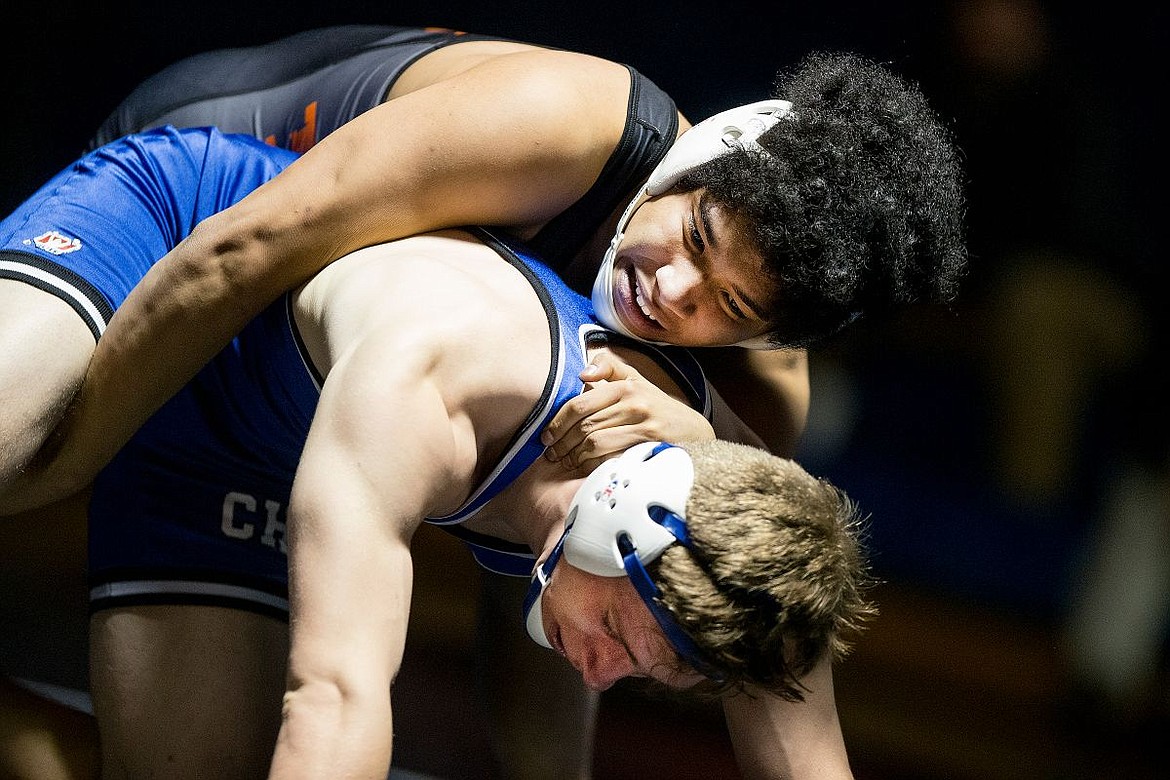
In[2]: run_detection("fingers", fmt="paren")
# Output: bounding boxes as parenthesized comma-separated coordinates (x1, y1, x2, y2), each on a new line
(541, 352, 711, 471)
(541, 383, 648, 461)
(577, 352, 642, 384)
(549, 425, 662, 474)
(540, 354, 649, 453)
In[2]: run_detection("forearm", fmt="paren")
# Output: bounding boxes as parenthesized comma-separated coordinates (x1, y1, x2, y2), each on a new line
(1, 211, 313, 513)
(270, 681, 393, 780)
(276, 330, 479, 779)
(723, 658, 852, 780)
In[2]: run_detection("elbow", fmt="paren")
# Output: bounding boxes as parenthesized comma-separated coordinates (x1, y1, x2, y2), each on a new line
(279, 677, 345, 733)
(180, 212, 277, 301)
(277, 676, 394, 775)
(281, 671, 387, 723)
(281, 664, 395, 736)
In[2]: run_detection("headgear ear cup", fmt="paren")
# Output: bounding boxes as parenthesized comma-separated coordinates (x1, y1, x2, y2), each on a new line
(522, 442, 693, 644)
(645, 99, 792, 195)
(592, 100, 793, 348)
(561, 442, 693, 576)
(521, 442, 722, 678)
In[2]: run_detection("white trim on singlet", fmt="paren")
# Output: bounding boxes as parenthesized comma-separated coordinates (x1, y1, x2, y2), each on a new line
(89, 580, 289, 613)
(427, 325, 569, 526)
(0, 258, 108, 336)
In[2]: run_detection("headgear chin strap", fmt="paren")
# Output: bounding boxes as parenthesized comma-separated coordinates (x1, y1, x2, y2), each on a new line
(591, 99, 792, 351)
(522, 442, 722, 680)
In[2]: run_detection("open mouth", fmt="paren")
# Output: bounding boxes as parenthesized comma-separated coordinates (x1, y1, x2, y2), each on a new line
(615, 265, 666, 336)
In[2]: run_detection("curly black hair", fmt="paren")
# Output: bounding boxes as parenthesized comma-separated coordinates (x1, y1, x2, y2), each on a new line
(679, 51, 968, 348)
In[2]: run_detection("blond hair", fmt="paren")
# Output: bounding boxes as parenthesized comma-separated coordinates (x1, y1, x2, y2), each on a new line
(650, 440, 874, 700)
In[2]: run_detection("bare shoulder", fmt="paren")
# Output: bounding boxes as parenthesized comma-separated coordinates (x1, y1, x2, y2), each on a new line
(395, 39, 631, 104)
(298, 230, 553, 410)
(394, 44, 634, 162)
(392, 38, 623, 100)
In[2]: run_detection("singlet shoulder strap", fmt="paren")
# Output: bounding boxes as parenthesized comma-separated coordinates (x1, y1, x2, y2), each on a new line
(527, 66, 678, 270)
(424, 228, 591, 526)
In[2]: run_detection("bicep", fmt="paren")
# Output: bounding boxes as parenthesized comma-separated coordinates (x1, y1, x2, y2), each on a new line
(285, 340, 473, 692)
(233, 50, 628, 274)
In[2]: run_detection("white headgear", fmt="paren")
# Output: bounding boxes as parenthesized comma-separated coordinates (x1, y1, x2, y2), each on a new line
(591, 99, 792, 350)
(522, 442, 722, 679)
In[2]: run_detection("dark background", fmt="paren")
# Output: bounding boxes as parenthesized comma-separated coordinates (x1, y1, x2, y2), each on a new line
(2, 2, 1164, 778)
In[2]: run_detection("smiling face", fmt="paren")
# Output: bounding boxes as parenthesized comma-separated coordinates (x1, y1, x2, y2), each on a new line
(537, 558, 704, 692)
(607, 190, 777, 347)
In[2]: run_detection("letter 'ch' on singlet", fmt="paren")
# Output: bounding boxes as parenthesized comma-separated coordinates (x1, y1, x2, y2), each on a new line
(87, 24, 679, 272)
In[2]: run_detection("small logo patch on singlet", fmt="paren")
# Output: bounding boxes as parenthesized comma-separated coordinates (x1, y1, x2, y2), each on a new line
(28, 230, 82, 255)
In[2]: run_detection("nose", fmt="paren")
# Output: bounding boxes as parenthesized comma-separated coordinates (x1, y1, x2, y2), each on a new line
(653, 257, 703, 317)
(579, 638, 634, 692)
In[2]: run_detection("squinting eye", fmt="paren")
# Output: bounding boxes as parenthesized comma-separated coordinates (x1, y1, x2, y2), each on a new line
(602, 612, 618, 639)
(724, 292, 746, 319)
(688, 215, 705, 251)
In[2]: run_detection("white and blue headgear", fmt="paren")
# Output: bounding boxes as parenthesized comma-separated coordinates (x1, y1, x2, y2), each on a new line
(522, 441, 722, 680)
(590, 100, 792, 351)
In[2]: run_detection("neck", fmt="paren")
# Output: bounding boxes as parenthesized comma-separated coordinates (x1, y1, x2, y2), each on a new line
(468, 455, 585, 566)
(518, 458, 584, 565)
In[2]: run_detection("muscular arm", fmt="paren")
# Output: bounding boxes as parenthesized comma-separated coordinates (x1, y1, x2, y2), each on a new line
(722, 657, 853, 780)
(272, 334, 460, 777)
(14, 49, 631, 508)
(272, 311, 491, 778)
(271, 238, 553, 778)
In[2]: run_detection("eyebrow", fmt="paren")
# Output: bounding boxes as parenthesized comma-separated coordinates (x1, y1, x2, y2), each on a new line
(699, 193, 770, 322)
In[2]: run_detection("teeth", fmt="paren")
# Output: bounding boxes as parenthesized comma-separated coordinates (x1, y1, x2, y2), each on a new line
(634, 280, 658, 322)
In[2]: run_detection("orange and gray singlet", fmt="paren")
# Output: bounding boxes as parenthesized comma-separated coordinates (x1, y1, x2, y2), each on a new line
(90, 24, 680, 272)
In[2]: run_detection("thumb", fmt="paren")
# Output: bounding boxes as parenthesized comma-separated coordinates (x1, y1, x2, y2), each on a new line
(580, 351, 645, 383)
